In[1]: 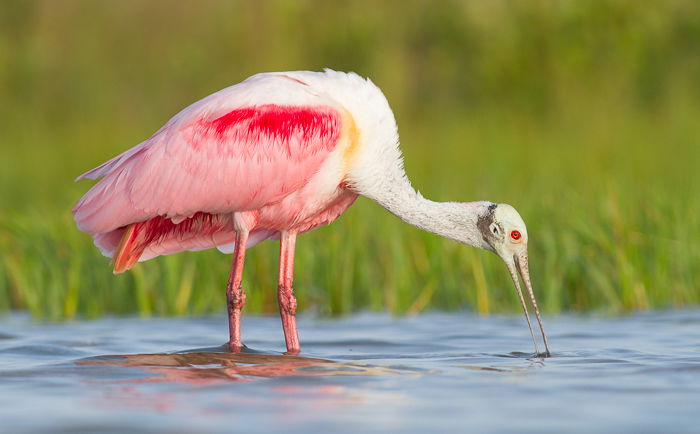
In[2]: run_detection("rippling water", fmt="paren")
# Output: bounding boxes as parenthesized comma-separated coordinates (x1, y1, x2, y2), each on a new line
(1, 310, 699, 433)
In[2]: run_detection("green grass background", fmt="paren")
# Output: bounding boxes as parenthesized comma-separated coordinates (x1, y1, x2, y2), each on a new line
(1, 0, 699, 319)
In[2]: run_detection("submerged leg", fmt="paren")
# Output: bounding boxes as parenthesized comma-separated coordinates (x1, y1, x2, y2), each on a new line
(226, 230, 249, 352)
(278, 231, 300, 354)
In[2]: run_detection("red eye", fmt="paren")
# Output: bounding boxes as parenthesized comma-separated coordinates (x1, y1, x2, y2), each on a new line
(510, 230, 521, 240)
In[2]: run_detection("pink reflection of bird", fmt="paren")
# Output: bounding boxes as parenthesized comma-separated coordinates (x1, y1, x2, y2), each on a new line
(74, 70, 550, 356)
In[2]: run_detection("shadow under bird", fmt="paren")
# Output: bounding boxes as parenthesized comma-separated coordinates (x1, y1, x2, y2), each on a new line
(73, 69, 551, 356)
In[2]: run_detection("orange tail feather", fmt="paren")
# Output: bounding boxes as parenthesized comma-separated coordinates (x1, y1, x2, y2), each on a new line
(112, 223, 145, 274)
(111, 213, 223, 273)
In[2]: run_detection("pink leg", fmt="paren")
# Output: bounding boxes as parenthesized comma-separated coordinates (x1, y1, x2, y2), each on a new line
(278, 231, 300, 354)
(226, 230, 249, 352)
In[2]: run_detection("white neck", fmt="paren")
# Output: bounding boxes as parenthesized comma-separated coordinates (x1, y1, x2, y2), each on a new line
(356, 173, 491, 250)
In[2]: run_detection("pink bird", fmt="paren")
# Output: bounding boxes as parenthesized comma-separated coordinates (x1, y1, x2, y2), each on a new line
(74, 70, 550, 356)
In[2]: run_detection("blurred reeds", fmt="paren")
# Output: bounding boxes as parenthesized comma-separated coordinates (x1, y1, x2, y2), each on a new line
(1, 0, 699, 319)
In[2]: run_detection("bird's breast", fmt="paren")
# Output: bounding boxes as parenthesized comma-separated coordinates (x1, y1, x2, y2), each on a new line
(252, 187, 358, 234)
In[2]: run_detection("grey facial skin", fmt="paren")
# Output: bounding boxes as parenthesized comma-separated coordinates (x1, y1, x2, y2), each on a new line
(476, 203, 500, 252)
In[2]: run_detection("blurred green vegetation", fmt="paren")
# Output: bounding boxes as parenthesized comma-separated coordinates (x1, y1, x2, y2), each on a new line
(1, 0, 699, 319)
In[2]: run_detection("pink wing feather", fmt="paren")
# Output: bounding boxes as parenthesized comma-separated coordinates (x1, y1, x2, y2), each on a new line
(73, 75, 343, 269)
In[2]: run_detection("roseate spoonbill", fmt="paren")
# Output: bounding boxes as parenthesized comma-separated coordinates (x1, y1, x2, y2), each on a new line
(73, 69, 550, 356)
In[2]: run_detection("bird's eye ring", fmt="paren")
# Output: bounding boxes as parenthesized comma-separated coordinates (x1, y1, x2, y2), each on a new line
(510, 230, 521, 241)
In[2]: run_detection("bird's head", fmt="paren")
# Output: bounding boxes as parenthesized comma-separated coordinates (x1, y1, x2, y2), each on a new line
(476, 203, 551, 356)
(478, 203, 528, 259)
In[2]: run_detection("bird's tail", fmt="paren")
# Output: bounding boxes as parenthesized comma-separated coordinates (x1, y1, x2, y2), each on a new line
(109, 212, 238, 273)
(112, 223, 144, 274)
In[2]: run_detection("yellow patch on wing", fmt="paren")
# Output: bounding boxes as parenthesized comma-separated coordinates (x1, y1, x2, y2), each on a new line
(340, 110, 361, 175)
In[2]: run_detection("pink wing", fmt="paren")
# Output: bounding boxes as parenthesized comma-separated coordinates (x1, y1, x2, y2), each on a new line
(73, 75, 343, 267)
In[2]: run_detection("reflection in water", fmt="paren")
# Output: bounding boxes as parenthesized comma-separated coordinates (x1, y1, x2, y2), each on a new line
(459, 363, 542, 373)
(73, 349, 420, 419)
(77, 349, 421, 385)
(457, 353, 545, 373)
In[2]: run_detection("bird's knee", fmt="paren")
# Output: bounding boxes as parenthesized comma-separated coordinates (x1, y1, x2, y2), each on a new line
(227, 282, 246, 310)
(278, 285, 297, 315)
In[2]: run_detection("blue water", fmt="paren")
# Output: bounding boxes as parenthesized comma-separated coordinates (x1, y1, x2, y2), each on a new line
(1, 310, 699, 433)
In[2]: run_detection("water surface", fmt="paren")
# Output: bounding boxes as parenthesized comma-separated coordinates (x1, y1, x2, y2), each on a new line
(1, 310, 699, 433)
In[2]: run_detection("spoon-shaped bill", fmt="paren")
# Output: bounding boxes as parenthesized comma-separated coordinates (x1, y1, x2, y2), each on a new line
(504, 251, 551, 357)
